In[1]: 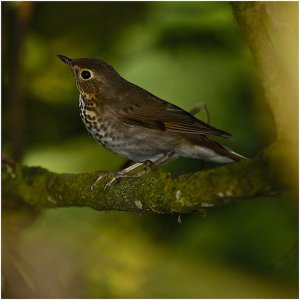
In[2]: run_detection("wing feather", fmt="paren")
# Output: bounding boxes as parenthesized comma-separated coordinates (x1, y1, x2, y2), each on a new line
(117, 85, 231, 138)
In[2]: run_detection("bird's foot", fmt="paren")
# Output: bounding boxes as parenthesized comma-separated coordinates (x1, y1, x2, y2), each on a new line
(189, 101, 210, 124)
(103, 169, 147, 191)
(103, 161, 158, 190)
(91, 162, 145, 190)
(91, 153, 173, 191)
(91, 171, 115, 190)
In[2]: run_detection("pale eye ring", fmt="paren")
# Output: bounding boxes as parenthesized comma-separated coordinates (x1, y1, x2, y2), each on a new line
(81, 70, 91, 80)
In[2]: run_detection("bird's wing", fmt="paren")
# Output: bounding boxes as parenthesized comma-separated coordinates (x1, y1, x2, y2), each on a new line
(118, 92, 231, 138)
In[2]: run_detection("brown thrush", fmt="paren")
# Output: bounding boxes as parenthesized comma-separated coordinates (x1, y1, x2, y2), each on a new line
(57, 55, 245, 189)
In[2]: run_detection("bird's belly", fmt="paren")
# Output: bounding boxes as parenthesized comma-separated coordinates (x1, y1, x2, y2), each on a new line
(107, 144, 165, 162)
(79, 99, 176, 162)
(94, 130, 167, 162)
(100, 130, 170, 162)
(82, 119, 174, 162)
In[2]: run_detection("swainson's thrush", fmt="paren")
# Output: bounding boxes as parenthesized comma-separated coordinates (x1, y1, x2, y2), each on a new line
(57, 55, 245, 188)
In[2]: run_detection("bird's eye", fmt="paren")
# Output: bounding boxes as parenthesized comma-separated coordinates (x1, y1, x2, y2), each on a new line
(81, 70, 91, 80)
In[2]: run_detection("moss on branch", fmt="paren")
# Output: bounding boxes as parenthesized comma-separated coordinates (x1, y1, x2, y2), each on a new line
(2, 143, 296, 214)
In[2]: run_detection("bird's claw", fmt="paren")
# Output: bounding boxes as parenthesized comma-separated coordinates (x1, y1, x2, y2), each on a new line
(103, 176, 118, 191)
(91, 172, 126, 191)
(91, 172, 115, 190)
(91, 156, 170, 191)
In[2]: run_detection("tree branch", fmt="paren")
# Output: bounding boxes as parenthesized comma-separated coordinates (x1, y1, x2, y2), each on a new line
(2, 142, 296, 214)
(232, 2, 298, 144)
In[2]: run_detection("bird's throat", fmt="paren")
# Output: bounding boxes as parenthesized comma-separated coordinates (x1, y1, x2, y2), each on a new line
(78, 90, 97, 101)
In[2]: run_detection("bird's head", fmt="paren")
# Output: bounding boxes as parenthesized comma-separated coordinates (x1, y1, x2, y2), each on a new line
(57, 55, 118, 99)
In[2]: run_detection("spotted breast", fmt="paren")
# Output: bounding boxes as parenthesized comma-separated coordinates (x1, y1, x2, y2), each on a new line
(78, 94, 111, 146)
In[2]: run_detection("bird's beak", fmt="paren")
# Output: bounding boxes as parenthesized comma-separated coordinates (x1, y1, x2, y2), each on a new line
(57, 54, 72, 65)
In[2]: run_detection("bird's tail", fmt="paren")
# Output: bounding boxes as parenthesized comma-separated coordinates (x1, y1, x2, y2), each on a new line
(179, 135, 247, 163)
(221, 145, 247, 162)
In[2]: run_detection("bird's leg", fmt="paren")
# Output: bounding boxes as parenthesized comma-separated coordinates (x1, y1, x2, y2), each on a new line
(151, 151, 174, 167)
(103, 152, 173, 190)
(91, 162, 144, 190)
(189, 102, 210, 124)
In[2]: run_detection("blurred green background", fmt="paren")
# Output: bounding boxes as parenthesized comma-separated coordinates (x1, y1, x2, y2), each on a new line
(2, 2, 298, 298)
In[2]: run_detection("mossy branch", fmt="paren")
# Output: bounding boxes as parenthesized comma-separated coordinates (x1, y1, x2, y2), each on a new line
(2, 142, 296, 214)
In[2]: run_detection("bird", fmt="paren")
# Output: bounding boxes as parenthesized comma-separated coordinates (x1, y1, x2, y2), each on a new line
(57, 55, 245, 189)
